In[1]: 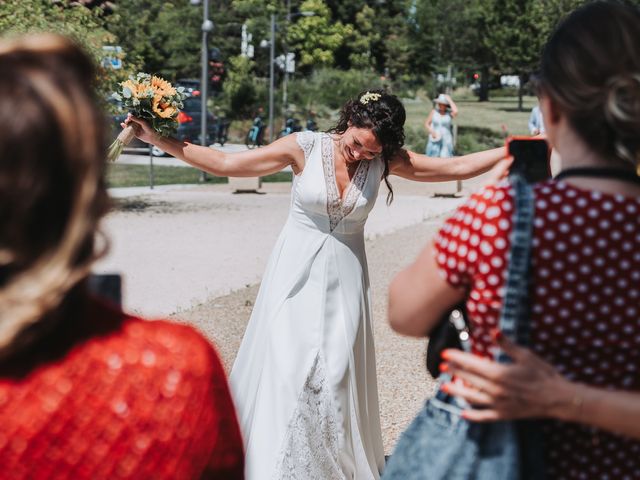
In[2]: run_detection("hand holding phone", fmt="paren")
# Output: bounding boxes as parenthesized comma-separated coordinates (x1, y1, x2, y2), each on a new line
(507, 136, 551, 183)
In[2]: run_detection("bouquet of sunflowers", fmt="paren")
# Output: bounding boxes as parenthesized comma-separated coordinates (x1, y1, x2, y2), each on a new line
(107, 73, 187, 162)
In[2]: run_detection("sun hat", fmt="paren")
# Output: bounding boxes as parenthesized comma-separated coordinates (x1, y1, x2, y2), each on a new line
(433, 93, 450, 106)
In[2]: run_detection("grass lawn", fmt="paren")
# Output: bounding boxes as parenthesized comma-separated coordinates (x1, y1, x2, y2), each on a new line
(108, 93, 538, 188)
(107, 163, 292, 188)
(402, 93, 538, 153)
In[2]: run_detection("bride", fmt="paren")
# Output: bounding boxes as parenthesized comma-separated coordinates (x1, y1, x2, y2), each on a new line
(124, 90, 508, 479)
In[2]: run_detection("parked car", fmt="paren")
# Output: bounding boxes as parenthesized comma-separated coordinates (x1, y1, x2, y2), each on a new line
(175, 78, 201, 97)
(109, 95, 223, 157)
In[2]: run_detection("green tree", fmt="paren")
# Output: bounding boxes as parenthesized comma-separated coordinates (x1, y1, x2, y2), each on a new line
(287, 0, 352, 68)
(106, 0, 243, 80)
(345, 5, 378, 70)
(0, 0, 125, 97)
(411, 0, 496, 100)
(482, 0, 588, 109)
(222, 55, 259, 118)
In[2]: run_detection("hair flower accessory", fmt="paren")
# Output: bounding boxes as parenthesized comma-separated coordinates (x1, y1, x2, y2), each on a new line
(360, 91, 382, 105)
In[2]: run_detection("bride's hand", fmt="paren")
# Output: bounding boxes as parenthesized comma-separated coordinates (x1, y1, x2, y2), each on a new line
(121, 114, 157, 144)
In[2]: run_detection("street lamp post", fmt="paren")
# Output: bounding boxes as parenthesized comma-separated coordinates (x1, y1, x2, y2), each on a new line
(190, 0, 214, 182)
(266, 9, 314, 144)
(268, 13, 276, 143)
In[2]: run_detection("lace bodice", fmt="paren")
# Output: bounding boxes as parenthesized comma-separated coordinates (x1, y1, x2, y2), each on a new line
(294, 131, 378, 233)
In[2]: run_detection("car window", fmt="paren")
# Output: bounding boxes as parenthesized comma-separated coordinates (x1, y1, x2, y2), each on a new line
(183, 97, 204, 112)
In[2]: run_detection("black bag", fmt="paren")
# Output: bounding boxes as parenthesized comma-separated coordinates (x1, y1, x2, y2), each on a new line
(425, 302, 470, 378)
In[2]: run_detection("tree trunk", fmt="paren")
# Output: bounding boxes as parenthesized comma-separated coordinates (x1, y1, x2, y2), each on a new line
(478, 65, 489, 102)
(518, 72, 527, 111)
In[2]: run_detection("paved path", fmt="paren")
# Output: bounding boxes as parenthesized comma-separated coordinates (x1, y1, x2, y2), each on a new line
(96, 179, 465, 317)
(96, 174, 496, 453)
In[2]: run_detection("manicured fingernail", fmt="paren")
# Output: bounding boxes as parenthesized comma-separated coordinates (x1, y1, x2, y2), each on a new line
(441, 383, 450, 393)
(441, 350, 451, 360)
(461, 411, 470, 420)
(439, 362, 449, 372)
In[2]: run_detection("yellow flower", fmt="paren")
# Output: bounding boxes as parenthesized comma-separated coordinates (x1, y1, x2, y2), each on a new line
(151, 75, 177, 97)
(152, 96, 177, 118)
(121, 79, 150, 99)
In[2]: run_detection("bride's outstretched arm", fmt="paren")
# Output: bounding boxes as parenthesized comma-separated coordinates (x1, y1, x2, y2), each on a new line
(389, 146, 511, 182)
(123, 115, 303, 177)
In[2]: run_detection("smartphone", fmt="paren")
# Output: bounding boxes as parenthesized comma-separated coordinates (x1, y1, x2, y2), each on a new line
(507, 136, 551, 183)
(88, 273, 122, 306)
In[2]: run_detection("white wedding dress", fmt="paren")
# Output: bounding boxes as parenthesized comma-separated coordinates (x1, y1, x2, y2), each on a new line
(230, 131, 385, 480)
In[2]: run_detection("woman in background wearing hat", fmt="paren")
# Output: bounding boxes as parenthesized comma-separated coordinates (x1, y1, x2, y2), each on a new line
(425, 93, 458, 157)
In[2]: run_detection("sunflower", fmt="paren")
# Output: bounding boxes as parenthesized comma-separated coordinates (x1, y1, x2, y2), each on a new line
(151, 75, 177, 97)
(121, 79, 150, 99)
(152, 95, 177, 119)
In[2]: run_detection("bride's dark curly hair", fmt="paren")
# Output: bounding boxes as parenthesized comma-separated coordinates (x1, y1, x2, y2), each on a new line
(328, 89, 406, 204)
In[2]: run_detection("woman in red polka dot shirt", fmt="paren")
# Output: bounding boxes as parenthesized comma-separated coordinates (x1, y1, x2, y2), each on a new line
(388, 2, 640, 479)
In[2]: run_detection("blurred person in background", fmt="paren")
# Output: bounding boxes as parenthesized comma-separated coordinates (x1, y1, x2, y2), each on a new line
(0, 34, 243, 479)
(425, 93, 458, 157)
(388, 2, 640, 478)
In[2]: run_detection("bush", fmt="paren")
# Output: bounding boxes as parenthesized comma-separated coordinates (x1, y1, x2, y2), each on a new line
(288, 68, 383, 111)
(455, 126, 503, 155)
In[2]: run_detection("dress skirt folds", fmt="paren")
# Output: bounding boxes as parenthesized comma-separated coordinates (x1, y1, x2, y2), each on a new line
(230, 132, 385, 479)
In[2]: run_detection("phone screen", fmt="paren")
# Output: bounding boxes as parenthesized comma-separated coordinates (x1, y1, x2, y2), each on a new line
(508, 138, 551, 183)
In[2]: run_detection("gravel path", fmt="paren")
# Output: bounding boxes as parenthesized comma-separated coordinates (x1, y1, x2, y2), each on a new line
(171, 217, 443, 455)
(97, 173, 497, 454)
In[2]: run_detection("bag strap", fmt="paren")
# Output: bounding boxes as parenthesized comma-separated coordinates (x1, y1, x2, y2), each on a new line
(496, 174, 535, 364)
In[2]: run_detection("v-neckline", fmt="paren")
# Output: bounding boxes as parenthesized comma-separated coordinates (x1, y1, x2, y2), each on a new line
(329, 137, 364, 203)
(321, 134, 371, 232)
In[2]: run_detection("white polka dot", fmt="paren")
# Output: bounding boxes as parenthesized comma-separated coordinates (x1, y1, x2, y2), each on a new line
(482, 224, 497, 236)
(499, 219, 510, 230)
(495, 238, 507, 249)
(544, 230, 555, 240)
(561, 204, 573, 215)
(480, 241, 493, 255)
(576, 197, 588, 208)
(547, 211, 559, 221)
(490, 256, 503, 268)
(485, 206, 500, 219)
(579, 265, 591, 275)
(551, 194, 562, 204)
(573, 215, 585, 226)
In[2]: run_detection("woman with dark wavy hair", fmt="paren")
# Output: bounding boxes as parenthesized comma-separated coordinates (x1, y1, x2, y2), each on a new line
(125, 88, 507, 479)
